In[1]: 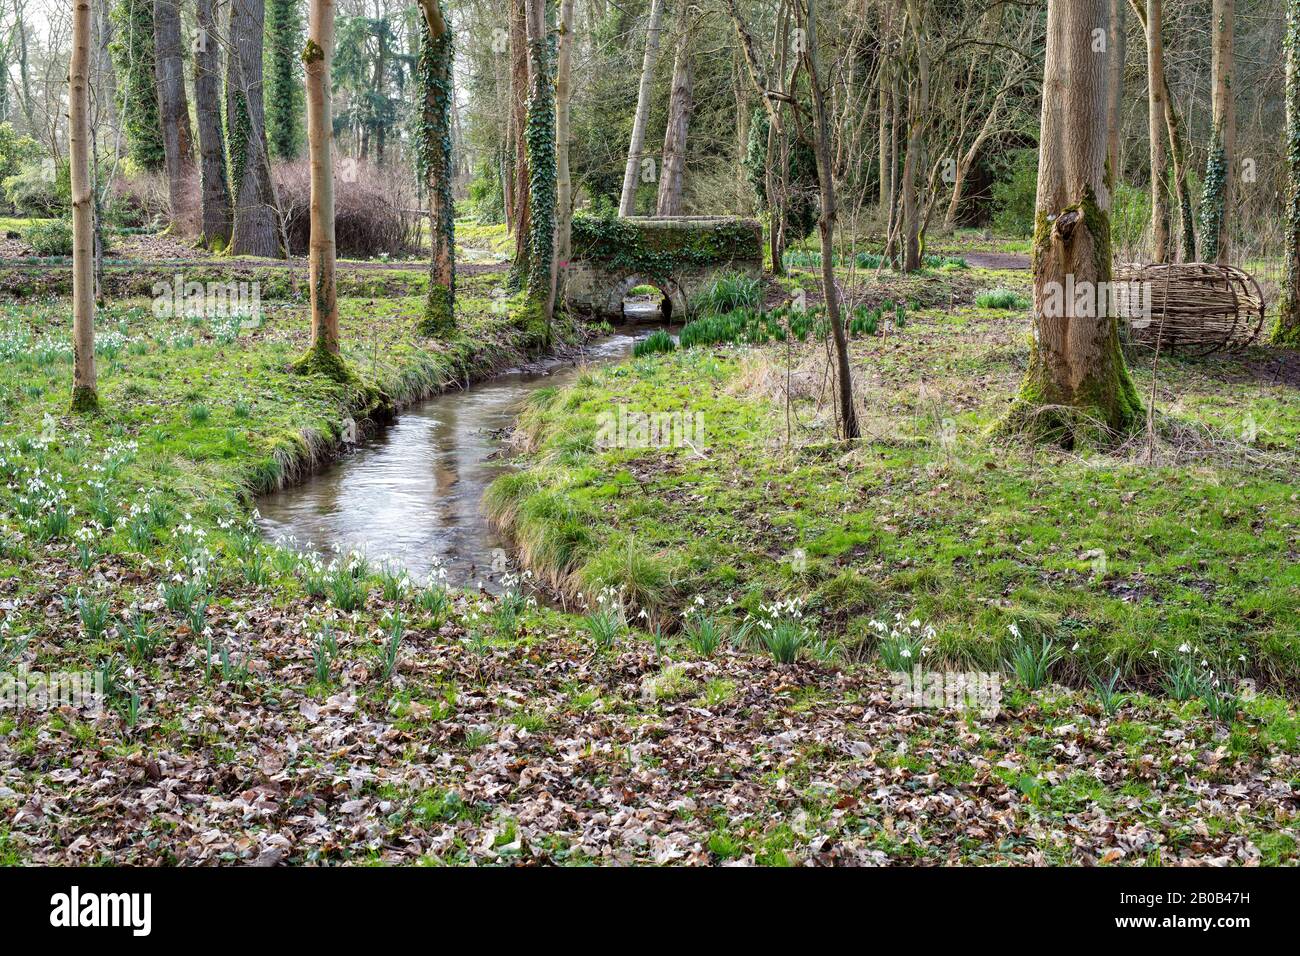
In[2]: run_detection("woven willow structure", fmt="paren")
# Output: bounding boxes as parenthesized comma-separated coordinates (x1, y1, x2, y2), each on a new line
(1115, 262, 1266, 355)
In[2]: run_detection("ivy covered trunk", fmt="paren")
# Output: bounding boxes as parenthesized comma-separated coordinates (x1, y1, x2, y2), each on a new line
(227, 0, 283, 258)
(1200, 0, 1235, 264)
(655, 8, 693, 217)
(1273, 0, 1300, 346)
(267, 0, 306, 161)
(108, 0, 164, 171)
(194, 0, 232, 249)
(1009, 0, 1141, 444)
(415, 2, 456, 335)
(153, 0, 194, 234)
(524, 0, 556, 313)
(70, 0, 97, 412)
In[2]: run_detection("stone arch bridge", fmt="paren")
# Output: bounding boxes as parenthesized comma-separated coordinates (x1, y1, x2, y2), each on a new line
(563, 215, 763, 322)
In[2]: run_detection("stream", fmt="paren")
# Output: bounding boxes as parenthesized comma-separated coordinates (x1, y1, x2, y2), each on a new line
(258, 309, 669, 592)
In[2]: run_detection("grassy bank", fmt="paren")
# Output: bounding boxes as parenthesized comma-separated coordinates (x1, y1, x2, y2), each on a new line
(487, 290, 1300, 694)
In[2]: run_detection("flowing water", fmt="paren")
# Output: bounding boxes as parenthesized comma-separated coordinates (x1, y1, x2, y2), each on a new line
(258, 311, 667, 592)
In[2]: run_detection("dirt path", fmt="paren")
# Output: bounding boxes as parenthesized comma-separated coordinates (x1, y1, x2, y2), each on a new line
(965, 251, 1030, 270)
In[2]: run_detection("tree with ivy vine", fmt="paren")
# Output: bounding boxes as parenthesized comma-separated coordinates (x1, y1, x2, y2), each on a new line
(524, 0, 557, 316)
(266, 0, 306, 161)
(414, 1, 456, 334)
(108, 0, 164, 171)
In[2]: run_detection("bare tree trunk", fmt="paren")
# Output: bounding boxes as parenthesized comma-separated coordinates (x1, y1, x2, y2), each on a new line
(656, 8, 693, 216)
(1201, 0, 1235, 263)
(154, 0, 194, 234)
(304, 0, 338, 355)
(227, 0, 282, 257)
(71, 0, 96, 412)
(1106, 0, 1124, 186)
(1143, 0, 1169, 263)
(555, 0, 575, 270)
(1011, 0, 1141, 441)
(734, 52, 751, 215)
(1272, 0, 1300, 346)
(877, 55, 891, 217)
(801, 0, 857, 440)
(618, 0, 665, 216)
(194, 0, 232, 248)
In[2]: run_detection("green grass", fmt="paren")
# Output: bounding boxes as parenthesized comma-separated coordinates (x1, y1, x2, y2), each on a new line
(487, 308, 1300, 694)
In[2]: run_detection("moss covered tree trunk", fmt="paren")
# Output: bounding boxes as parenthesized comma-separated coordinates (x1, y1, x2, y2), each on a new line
(1200, 0, 1235, 264)
(194, 0, 232, 248)
(71, 0, 97, 412)
(1273, 0, 1300, 346)
(525, 0, 556, 317)
(1009, 0, 1141, 443)
(153, 0, 194, 234)
(416, 1, 455, 335)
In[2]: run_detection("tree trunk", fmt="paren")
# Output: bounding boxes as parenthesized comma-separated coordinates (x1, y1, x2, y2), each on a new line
(194, 0, 232, 248)
(71, 0, 97, 412)
(1144, 0, 1169, 263)
(656, 8, 693, 216)
(618, 0, 665, 216)
(801, 0, 857, 440)
(1011, 0, 1141, 441)
(416, 1, 455, 334)
(1106, 0, 1124, 186)
(555, 0, 575, 279)
(524, 0, 556, 313)
(1272, 0, 1300, 346)
(510, 0, 530, 279)
(227, 0, 282, 257)
(901, 0, 928, 273)
(1201, 0, 1235, 263)
(877, 56, 891, 217)
(304, 0, 338, 355)
(153, 0, 195, 234)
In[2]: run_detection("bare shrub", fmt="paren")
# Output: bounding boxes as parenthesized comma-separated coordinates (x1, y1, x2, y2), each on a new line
(272, 159, 420, 258)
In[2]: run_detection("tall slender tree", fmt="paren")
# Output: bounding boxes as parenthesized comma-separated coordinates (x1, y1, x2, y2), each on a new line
(227, 0, 282, 256)
(618, 0, 665, 216)
(1144, 0, 1170, 263)
(554, 0, 575, 309)
(1106, 0, 1124, 187)
(194, 0, 232, 248)
(71, 0, 97, 412)
(299, 0, 338, 362)
(415, 0, 456, 334)
(509, 0, 531, 281)
(1008, 0, 1141, 441)
(1273, 0, 1300, 346)
(1201, 0, 1235, 263)
(153, 0, 194, 232)
(656, 5, 694, 216)
(801, 0, 857, 439)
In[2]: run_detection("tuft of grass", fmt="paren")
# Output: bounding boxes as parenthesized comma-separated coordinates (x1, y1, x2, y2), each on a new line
(632, 329, 676, 358)
(693, 273, 762, 316)
(975, 288, 1031, 310)
(1007, 632, 1062, 690)
(1090, 669, 1128, 716)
